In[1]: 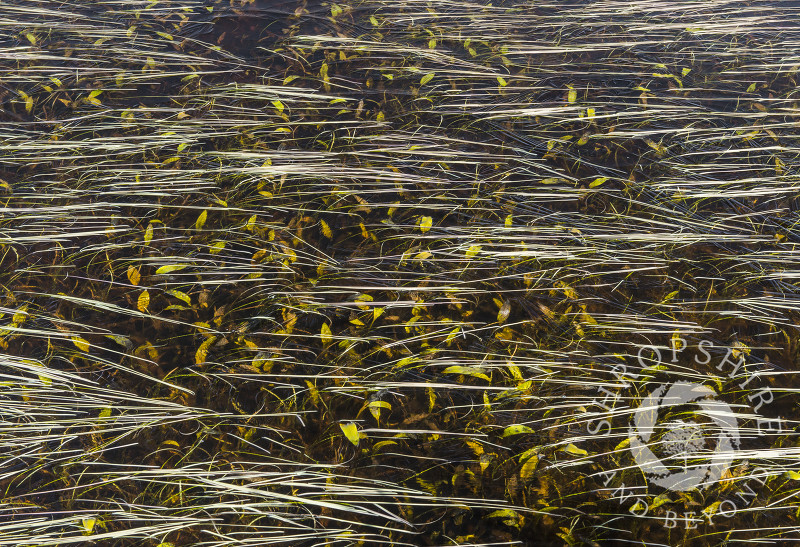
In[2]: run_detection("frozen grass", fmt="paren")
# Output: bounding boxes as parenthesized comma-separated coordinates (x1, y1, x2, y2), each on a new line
(1, 0, 800, 545)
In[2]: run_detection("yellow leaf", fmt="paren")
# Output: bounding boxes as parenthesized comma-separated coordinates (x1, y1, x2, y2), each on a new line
(466, 439, 484, 456)
(254, 352, 273, 373)
(504, 214, 512, 228)
(661, 290, 679, 304)
(25, 33, 36, 45)
(126, 266, 141, 285)
(420, 72, 435, 86)
(81, 518, 96, 535)
(98, 407, 112, 419)
(320, 219, 332, 238)
(195, 336, 216, 365)
(443, 365, 490, 382)
(395, 356, 418, 368)
(368, 400, 391, 421)
(419, 215, 433, 232)
(209, 241, 225, 254)
(11, 307, 27, 324)
(465, 244, 481, 259)
(243, 338, 258, 349)
(562, 443, 588, 456)
(320, 323, 333, 344)
(165, 289, 191, 305)
(444, 326, 461, 345)
(648, 493, 673, 510)
(506, 362, 523, 380)
(497, 76, 508, 87)
(567, 87, 577, 103)
(195, 210, 207, 230)
(520, 455, 539, 481)
(340, 422, 360, 446)
(72, 337, 91, 352)
(703, 501, 721, 517)
(137, 290, 150, 312)
(354, 293, 373, 310)
(589, 177, 607, 188)
(486, 509, 521, 528)
(586, 107, 596, 118)
(373, 440, 396, 451)
(785, 471, 800, 480)
(144, 223, 153, 245)
(155, 264, 188, 275)
(501, 424, 534, 437)
(24, 96, 33, 113)
(252, 249, 269, 263)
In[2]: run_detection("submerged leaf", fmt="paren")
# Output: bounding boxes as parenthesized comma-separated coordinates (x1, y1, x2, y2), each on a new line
(443, 365, 490, 381)
(320, 219, 332, 238)
(340, 422, 360, 446)
(155, 264, 189, 275)
(72, 337, 91, 352)
(126, 266, 141, 286)
(320, 323, 333, 344)
(419, 216, 433, 232)
(501, 424, 534, 437)
(195, 210, 208, 230)
(137, 290, 150, 312)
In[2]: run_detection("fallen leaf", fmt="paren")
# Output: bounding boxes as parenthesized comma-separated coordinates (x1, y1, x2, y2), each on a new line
(340, 422, 360, 446)
(72, 337, 91, 352)
(320, 323, 333, 344)
(443, 365, 490, 382)
(137, 290, 150, 312)
(419, 216, 433, 232)
(420, 72, 435, 86)
(127, 266, 141, 285)
(502, 424, 534, 437)
(155, 264, 189, 275)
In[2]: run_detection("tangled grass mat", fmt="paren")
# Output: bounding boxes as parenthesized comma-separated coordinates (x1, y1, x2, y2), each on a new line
(2, 1, 800, 545)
